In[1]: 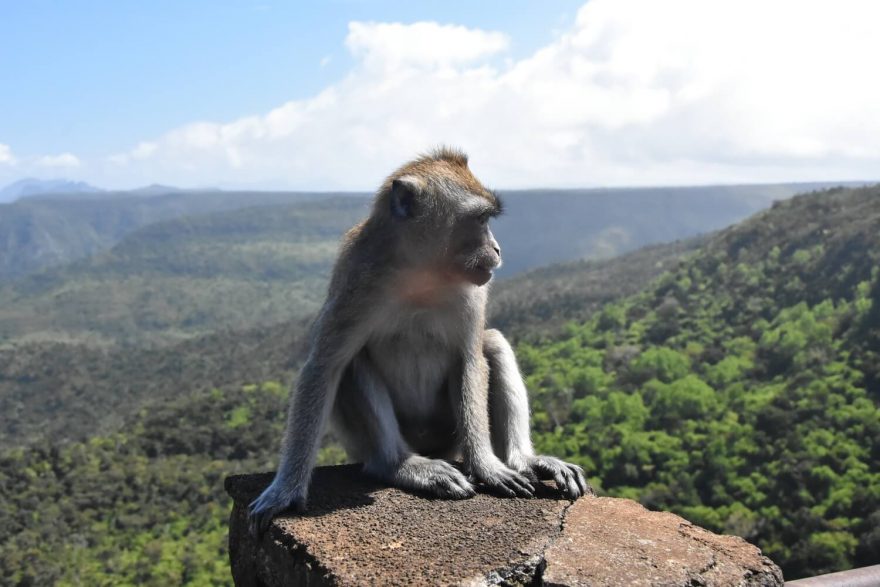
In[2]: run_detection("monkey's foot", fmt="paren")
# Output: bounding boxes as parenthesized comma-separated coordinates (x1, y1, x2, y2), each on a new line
(524, 455, 592, 499)
(471, 461, 536, 498)
(247, 481, 307, 538)
(389, 455, 476, 499)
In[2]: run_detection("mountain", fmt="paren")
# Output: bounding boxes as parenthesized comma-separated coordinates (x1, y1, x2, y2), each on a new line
(1, 185, 878, 582)
(0, 197, 370, 346)
(0, 189, 361, 281)
(491, 182, 867, 276)
(0, 182, 845, 347)
(0, 178, 102, 203)
(0, 234, 689, 448)
(518, 185, 880, 578)
(490, 237, 705, 342)
(0, 181, 851, 283)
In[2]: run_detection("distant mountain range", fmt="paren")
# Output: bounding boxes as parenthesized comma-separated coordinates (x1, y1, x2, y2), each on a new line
(0, 189, 362, 281)
(0, 182, 836, 347)
(0, 178, 103, 203)
(0, 180, 867, 283)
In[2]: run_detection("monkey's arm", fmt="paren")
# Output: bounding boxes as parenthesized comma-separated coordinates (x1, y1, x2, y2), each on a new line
(456, 347, 535, 498)
(248, 298, 369, 535)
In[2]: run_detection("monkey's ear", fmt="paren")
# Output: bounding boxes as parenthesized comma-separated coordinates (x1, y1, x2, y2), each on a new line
(390, 176, 419, 219)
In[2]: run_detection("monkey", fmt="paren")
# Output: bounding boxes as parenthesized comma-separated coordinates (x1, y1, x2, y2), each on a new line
(249, 148, 590, 535)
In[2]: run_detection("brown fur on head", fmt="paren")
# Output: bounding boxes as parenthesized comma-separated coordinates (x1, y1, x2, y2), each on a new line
(375, 147, 497, 210)
(371, 147, 503, 286)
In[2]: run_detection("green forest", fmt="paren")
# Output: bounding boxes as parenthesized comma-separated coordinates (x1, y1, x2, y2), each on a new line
(1, 185, 878, 584)
(521, 188, 880, 577)
(0, 381, 346, 585)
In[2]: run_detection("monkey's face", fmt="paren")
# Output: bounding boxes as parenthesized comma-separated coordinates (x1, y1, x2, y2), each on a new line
(448, 210, 502, 286)
(389, 169, 503, 287)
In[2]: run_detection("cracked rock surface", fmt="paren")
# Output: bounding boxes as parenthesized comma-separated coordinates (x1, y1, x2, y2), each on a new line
(226, 465, 783, 586)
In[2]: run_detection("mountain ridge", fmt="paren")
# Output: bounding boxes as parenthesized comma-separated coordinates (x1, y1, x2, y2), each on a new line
(0, 178, 103, 203)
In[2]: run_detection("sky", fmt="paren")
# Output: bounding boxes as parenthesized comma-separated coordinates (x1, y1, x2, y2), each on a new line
(1, 0, 879, 191)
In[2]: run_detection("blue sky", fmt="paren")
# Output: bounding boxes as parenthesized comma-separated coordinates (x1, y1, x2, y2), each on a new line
(0, 1, 578, 159)
(1, 0, 879, 190)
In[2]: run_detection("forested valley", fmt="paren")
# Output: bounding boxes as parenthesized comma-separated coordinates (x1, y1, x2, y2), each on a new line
(0, 185, 878, 584)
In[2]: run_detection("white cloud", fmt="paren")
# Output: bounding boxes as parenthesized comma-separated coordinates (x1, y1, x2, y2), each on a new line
(36, 153, 81, 169)
(345, 21, 509, 71)
(0, 144, 16, 166)
(95, 1, 880, 189)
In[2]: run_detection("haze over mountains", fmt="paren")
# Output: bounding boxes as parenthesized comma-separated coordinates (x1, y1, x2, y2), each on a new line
(0, 180, 861, 347)
(0, 178, 103, 203)
(1, 179, 866, 281)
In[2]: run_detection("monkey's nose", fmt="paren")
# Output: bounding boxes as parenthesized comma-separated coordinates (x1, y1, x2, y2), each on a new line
(493, 245, 501, 255)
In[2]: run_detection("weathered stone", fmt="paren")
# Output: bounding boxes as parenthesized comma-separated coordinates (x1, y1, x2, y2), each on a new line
(226, 465, 783, 586)
(542, 498, 783, 587)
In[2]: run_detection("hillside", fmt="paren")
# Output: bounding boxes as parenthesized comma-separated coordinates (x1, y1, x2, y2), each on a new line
(0, 198, 370, 346)
(0, 381, 315, 585)
(490, 237, 705, 341)
(0, 181, 845, 284)
(0, 236, 691, 448)
(0, 182, 827, 348)
(519, 185, 880, 578)
(0, 189, 357, 280)
(1, 185, 879, 582)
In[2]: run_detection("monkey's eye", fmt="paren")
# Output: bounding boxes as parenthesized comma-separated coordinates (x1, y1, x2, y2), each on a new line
(477, 212, 491, 225)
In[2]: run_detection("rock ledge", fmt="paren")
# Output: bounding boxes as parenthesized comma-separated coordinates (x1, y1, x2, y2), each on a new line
(226, 465, 783, 586)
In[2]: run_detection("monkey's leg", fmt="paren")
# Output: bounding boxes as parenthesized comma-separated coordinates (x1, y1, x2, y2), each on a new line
(335, 354, 476, 499)
(453, 335, 536, 499)
(248, 298, 370, 536)
(484, 328, 592, 499)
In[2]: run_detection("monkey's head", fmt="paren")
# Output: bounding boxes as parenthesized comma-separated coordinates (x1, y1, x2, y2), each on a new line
(377, 148, 503, 287)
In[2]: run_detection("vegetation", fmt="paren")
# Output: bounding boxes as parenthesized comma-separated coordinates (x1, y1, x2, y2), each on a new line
(521, 186, 880, 578)
(0, 199, 368, 346)
(0, 189, 344, 281)
(0, 318, 307, 448)
(490, 237, 704, 342)
(0, 183, 821, 347)
(1, 184, 879, 583)
(0, 381, 323, 586)
(0, 232, 697, 449)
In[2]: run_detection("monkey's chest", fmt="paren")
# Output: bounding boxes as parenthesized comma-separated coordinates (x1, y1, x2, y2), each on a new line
(367, 327, 458, 422)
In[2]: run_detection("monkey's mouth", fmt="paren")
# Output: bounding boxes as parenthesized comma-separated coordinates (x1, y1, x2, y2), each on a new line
(463, 265, 494, 286)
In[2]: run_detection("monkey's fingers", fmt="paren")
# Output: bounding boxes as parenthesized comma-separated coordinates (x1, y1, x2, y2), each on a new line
(567, 463, 593, 497)
(247, 489, 306, 538)
(487, 469, 535, 498)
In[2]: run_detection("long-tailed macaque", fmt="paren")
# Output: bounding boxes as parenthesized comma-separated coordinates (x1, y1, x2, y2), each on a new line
(250, 148, 589, 534)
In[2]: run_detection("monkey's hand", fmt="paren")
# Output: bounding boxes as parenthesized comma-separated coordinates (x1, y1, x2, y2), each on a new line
(524, 455, 592, 499)
(247, 480, 307, 538)
(470, 457, 536, 498)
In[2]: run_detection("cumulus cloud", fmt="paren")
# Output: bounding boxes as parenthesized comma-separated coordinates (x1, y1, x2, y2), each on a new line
(99, 0, 880, 189)
(345, 21, 509, 71)
(36, 153, 81, 168)
(0, 144, 16, 166)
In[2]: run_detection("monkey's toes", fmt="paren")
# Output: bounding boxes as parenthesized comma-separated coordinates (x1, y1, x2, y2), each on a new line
(529, 456, 591, 499)
(431, 476, 476, 499)
(397, 456, 476, 499)
(479, 467, 535, 498)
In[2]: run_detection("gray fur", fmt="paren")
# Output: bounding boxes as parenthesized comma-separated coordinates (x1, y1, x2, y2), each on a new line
(249, 150, 589, 536)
